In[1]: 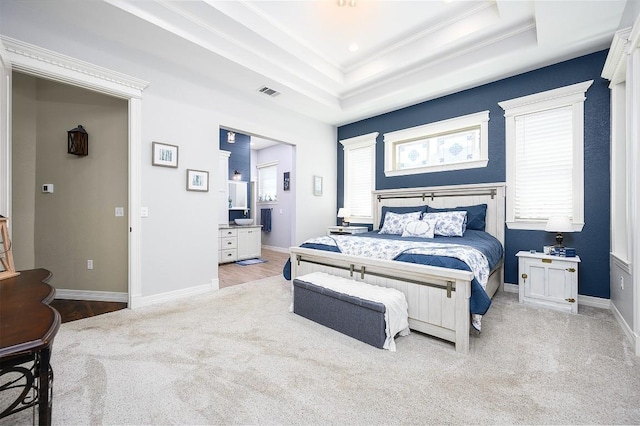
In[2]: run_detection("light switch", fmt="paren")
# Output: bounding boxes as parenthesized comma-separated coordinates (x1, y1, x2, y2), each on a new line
(115, 207, 124, 217)
(141, 207, 149, 218)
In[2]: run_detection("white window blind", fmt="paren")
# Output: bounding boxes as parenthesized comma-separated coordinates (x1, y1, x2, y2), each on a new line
(340, 132, 378, 223)
(347, 145, 373, 218)
(514, 106, 573, 220)
(257, 162, 277, 202)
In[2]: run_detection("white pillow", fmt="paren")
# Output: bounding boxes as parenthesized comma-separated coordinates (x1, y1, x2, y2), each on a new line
(401, 219, 437, 238)
(378, 211, 422, 235)
(422, 211, 467, 237)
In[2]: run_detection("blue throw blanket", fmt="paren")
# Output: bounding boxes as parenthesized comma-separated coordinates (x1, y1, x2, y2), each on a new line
(283, 230, 502, 316)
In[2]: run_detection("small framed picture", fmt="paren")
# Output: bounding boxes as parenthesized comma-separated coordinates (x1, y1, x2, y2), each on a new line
(186, 169, 209, 192)
(284, 172, 290, 191)
(313, 175, 323, 196)
(152, 142, 179, 168)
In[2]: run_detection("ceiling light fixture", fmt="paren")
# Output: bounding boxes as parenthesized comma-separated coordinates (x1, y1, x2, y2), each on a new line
(348, 43, 359, 52)
(337, 0, 357, 6)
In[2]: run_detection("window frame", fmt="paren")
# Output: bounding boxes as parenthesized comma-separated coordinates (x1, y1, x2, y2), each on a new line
(383, 111, 489, 177)
(340, 132, 378, 225)
(499, 80, 592, 231)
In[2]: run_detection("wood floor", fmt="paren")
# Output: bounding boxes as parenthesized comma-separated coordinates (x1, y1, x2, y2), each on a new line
(50, 299, 128, 324)
(51, 248, 290, 323)
(218, 248, 289, 288)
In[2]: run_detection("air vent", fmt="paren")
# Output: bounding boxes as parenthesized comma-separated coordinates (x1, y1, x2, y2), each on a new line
(258, 86, 280, 97)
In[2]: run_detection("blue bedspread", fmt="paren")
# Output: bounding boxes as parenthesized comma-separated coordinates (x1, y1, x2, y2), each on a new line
(283, 230, 503, 315)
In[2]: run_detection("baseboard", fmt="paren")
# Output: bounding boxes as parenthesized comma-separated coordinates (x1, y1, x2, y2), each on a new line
(262, 245, 289, 254)
(503, 282, 611, 309)
(130, 281, 215, 309)
(503, 283, 518, 293)
(578, 294, 611, 309)
(610, 302, 637, 353)
(55, 289, 128, 303)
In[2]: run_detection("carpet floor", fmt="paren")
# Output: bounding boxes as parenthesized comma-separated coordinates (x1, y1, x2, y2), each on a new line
(2, 275, 640, 425)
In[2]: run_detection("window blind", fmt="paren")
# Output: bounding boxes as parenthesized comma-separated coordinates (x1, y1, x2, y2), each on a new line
(514, 105, 573, 220)
(257, 163, 277, 202)
(346, 145, 373, 218)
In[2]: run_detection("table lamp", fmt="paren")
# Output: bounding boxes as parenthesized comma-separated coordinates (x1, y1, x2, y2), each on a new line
(337, 208, 350, 226)
(545, 216, 573, 247)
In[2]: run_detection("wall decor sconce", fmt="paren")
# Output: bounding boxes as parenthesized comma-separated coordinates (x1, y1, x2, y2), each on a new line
(233, 170, 242, 180)
(227, 131, 235, 143)
(67, 124, 88, 156)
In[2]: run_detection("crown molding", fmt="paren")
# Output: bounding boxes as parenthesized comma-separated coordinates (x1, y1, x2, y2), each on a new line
(0, 36, 149, 98)
(601, 27, 631, 84)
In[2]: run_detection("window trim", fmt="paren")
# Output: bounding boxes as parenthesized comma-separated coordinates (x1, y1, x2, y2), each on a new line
(340, 132, 378, 224)
(383, 111, 489, 177)
(499, 80, 592, 231)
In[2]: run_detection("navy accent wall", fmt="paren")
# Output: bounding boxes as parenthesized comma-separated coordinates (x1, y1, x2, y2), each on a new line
(337, 50, 611, 299)
(220, 129, 251, 222)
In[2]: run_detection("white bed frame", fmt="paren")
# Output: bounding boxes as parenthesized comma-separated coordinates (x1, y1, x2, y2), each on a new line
(289, 182, 505, 354)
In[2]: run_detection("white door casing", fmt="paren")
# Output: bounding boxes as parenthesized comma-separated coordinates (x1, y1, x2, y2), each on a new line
(0, 36, 149, 308)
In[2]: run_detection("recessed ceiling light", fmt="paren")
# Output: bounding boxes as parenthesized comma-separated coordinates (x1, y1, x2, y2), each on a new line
(348, 43, 359, 52)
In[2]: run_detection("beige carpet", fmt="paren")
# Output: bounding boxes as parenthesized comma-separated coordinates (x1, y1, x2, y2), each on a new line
(2, 275, 640, 425)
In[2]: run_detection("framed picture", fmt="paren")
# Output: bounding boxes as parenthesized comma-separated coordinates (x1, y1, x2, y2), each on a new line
(313, 175, 323, 196)
(152, 142, 178, 168)
(283, 172, 290, 191)
(186, 169, 209, 192)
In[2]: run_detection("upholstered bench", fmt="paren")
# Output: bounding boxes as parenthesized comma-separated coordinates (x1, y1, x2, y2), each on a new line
(292, 272, 409, 350)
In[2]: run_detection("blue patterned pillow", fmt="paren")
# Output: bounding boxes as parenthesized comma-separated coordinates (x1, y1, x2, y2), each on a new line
(427, 204, 487, 231)
(379, 211, 422, 235)
(422, 211, 467, 237)
(379, 205, 428, 229)
(401, 219, 437, 238)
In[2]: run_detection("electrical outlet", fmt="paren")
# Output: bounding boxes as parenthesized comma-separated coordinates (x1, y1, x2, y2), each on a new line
(115, 207, 124, 217)
(620, 275, 624, 290)
(87, 259, 93, 270)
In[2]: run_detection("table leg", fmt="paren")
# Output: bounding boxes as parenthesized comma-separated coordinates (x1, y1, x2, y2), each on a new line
(37, 347, 53, 426)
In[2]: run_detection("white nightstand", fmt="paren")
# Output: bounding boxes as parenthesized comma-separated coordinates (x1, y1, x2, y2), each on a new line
(516, 251, 580, 314)
(327, 226, 368, 235)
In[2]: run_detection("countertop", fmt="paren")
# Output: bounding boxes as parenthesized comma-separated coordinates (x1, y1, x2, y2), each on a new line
(219, 223, 263, 229)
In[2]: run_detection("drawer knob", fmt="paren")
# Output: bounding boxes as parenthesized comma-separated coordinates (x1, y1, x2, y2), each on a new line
(566, 298, 576, 303)
(521, 273, 528, 279)
(567, 268, 576, 273)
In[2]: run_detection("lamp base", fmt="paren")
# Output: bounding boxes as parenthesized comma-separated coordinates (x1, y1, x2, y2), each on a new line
(554, 232, 564, 248)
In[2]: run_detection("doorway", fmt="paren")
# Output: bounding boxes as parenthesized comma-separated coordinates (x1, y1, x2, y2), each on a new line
(11, 73, 129, 301)
(0, 37, 147, 308)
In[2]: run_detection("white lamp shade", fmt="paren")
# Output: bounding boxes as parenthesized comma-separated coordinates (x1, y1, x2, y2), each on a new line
(545, 216, 573, 232)
(337, 208, 350, 218)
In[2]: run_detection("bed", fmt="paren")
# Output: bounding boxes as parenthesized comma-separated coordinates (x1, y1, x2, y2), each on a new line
(285, 183, 505, 354)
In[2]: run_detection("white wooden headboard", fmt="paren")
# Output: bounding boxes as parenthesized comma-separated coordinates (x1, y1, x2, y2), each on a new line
(371, 182, 506, 246)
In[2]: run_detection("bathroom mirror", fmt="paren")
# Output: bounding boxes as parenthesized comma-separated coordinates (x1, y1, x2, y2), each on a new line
(228, 181, 248, 210)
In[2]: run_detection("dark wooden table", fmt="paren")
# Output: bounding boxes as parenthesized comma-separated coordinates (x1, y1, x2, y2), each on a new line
(0, 269, 61, 425)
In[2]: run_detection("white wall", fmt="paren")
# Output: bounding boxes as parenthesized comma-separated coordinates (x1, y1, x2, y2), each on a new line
(0, 2, 336, 300)
(256, 143, 295, 249)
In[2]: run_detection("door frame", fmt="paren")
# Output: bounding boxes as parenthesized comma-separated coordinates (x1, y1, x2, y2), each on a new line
(0, 36, 149, 307)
